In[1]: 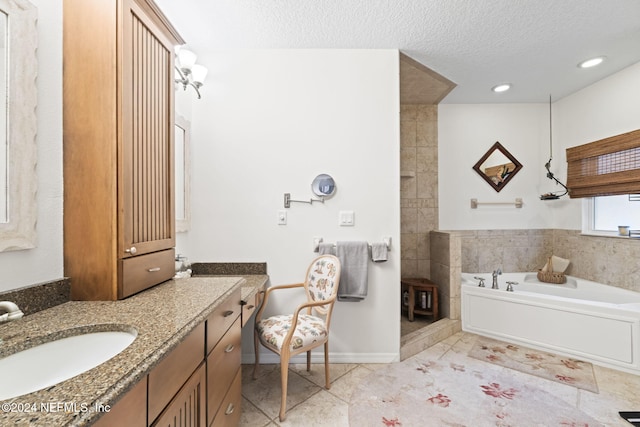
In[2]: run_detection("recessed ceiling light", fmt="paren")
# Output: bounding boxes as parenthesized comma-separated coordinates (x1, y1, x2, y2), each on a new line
(578, 56, 605, 69)
(492, 83, 511, 93)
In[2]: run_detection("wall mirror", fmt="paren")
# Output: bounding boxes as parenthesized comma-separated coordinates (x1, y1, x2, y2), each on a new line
(472, 141, 522, 192)
(311, 173, 336, 198)
(0, 0, 38, 252)
(175, 115, 191, 232)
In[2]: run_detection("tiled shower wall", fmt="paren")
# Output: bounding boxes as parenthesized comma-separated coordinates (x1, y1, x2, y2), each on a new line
(431, 229, 640, 321)
(400, 105, 439, 279)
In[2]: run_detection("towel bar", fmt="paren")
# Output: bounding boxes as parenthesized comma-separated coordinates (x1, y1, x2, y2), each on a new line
(312, 237, 391, 253)
(470, 198, 523, 209)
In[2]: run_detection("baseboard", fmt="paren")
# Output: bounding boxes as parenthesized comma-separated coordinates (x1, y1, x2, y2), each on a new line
(241, 351, 399, 365)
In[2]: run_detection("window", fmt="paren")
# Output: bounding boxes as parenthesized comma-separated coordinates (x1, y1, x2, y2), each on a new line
(584, 195, 640, 235)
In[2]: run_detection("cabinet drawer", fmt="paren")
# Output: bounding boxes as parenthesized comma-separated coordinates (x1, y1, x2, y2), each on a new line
(210, 369, 241, 427)
(152, 363, 206, 427)
(206, 288, 241, 353)
(207, 317, 241, 422)
(148, 322, 205, 423)
(241, 292, 258, 327)
(120, 248, 175, 298)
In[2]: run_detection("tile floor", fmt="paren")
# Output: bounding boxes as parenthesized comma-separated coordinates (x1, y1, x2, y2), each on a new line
(241, 331, 640, 426)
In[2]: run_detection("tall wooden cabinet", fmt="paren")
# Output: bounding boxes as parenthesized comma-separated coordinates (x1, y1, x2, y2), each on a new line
(63, 0, 184, 300)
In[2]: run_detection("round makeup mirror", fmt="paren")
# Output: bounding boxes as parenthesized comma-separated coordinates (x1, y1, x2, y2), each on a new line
(311, 174, 336, 198)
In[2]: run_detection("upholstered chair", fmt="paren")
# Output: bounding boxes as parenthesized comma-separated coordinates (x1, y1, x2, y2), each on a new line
(253, 254, 341, 421)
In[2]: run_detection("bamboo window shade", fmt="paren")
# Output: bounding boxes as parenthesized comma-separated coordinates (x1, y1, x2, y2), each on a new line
(566, 129, 640, 198)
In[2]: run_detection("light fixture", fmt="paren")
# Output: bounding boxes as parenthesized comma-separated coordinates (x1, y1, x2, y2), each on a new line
(540, 95, 568, 200)
(491, 83, 511, 93)
(174, 47, 208, 99)
(578, 56, 605, 69)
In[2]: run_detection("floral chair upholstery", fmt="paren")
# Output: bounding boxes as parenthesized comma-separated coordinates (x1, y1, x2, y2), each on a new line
(253, 254, 341, 421)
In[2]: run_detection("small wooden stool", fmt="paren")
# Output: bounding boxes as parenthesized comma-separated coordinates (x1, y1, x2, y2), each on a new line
(401, 278, 439, 322)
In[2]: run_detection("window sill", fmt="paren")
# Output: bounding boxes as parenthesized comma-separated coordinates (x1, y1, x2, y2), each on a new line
(580, 231, 640, 239)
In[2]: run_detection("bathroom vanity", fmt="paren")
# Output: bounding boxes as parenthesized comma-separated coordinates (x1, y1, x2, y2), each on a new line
(0, 274, 267, 426)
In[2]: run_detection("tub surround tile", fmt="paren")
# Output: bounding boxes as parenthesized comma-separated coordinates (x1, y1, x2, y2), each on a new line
(0, 278, 70, 315)
(0, 275, 268, 427)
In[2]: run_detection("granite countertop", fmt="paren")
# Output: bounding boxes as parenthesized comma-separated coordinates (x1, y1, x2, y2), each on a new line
(0, 274, 267, 427)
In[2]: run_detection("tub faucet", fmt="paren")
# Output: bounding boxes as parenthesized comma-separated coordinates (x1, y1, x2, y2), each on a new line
(492, 269, 502, 289)
(0, 301, 24, 323)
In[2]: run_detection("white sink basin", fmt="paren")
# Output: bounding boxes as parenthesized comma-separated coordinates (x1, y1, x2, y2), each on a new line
(0, 329, 137, 401)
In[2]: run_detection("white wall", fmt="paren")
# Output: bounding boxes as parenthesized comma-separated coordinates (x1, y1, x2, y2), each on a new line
(182, 49, 401, 363)
(552, 61, 640, 229)
(0, 0, 63, 292)
(438, 61, 640, 231)
(438, 103, 552, 230)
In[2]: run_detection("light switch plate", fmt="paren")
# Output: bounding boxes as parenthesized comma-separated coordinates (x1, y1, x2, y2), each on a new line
(277, 210, 287, 225)
(339, 210, 354, 226)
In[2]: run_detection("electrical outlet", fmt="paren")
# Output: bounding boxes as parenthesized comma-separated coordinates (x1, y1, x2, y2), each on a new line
(277, 210, 287, 225)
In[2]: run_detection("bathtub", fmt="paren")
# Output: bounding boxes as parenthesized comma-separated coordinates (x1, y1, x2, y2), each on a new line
(461, 272, 640, 375)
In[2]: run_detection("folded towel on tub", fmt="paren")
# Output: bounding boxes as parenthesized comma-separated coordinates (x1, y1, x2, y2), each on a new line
(336, 241, 369, 302)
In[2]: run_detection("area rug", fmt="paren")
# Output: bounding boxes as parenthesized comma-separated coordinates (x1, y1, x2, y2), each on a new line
(469, 336, 598, 393)
(349, 354, 603, 427)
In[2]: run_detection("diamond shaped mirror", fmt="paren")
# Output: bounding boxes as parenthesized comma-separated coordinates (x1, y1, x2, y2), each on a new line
(472, 141, 522, 192)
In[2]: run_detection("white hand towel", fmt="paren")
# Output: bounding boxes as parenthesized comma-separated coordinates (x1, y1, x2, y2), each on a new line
(370, 242, 388, 262)
(336, 241, 369, 302)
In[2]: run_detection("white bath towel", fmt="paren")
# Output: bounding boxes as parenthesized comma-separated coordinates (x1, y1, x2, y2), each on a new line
(336, 241, 369, 302)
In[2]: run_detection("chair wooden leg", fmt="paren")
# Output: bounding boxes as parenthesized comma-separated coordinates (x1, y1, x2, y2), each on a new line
(253, 329, 260, 380)
(306, 350, 311, 372)
(324, 341, 331, 389)
(279, 355, 290, 422)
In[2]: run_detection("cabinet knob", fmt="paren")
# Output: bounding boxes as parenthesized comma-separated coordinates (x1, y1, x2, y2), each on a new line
(224, 403, 235, 415)
(222, 310, 234, 318)
(125, 246, 137, 254)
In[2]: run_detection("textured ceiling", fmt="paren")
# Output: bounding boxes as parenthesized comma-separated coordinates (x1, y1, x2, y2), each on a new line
(154, 0, 640, 104)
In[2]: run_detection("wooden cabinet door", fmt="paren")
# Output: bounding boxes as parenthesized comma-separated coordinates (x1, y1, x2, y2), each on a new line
(93, 377, 147, 427)
(148, 323, 205, 422)
(120, 0, 176, 260)
(151, 363, 206, 427)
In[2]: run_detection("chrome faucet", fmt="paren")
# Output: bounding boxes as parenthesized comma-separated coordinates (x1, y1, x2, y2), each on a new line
(505, 281, 518, 292)
(492, 269, 502, 289)
(0, 301, 24, 323)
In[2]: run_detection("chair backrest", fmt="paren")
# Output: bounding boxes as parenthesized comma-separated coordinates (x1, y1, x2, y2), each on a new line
(304, 254, 341, 317)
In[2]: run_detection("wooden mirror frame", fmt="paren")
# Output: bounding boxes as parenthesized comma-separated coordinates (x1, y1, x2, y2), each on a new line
(472, 141, 523, 193)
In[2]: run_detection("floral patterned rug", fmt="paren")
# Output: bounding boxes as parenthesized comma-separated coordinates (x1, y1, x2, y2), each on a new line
(349, 344, 602, 426)
(469, 336, 598, 393)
